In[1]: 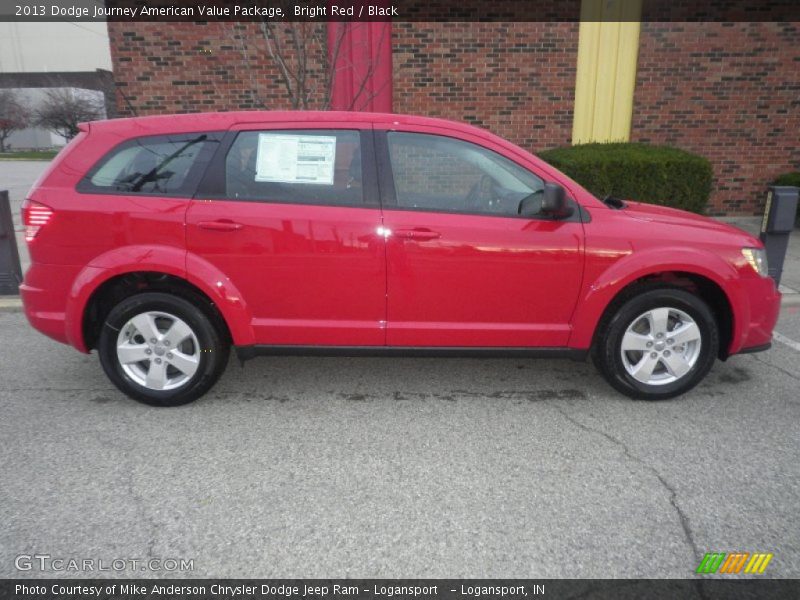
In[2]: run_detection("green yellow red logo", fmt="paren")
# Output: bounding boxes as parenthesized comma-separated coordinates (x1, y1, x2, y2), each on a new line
(696, 552, 773, 574)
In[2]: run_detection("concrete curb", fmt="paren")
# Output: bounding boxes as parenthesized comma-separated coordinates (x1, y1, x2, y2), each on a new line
(0, 297, 23, 312)
(2, 293, 800, 313)
(782, 293, 800, 308)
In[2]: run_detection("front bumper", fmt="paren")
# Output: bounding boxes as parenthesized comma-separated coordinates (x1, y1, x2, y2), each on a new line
(734, 275, 781, 354)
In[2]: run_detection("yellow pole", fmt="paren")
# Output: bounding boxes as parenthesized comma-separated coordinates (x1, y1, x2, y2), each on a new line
(572, 0, 642, 145)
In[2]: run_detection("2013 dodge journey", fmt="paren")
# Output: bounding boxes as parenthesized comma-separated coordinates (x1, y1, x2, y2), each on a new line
(20, 111, 781, 405)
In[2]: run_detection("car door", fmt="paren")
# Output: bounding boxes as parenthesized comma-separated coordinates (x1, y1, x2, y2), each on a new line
(378, 127, 585, 347)
(187, 123, 386, 346)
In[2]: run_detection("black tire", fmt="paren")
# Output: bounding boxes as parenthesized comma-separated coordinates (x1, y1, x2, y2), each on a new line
(98, 292, 229, 406)
(592, 286, 719, 400)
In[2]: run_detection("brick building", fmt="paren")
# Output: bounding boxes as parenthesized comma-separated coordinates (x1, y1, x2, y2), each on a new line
(107, 11, 799, 215)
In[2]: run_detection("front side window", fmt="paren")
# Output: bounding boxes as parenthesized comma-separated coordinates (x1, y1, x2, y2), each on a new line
(82, 134, 214, 195)
(224, 130, 363, 206)
(387, 132, 544, 216)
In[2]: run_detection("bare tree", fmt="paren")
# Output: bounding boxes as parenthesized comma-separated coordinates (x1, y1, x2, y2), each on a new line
(228, 9, 389, 111)
(34, 88, 103, 141)
(258, 20, 329, 109)
(259, 20, 389, 111)
(0, 90, 29, 152)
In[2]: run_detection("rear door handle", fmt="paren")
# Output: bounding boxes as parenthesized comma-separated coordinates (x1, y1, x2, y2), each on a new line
(395, 228, 441, 241)
(197, 220, 243, 232)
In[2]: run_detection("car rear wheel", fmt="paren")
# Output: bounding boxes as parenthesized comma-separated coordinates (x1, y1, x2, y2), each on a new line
(593, 286, 719, 400)
(98, 292, 229, 406)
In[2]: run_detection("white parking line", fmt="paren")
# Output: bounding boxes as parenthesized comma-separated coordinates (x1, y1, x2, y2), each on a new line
(773, 331, 800, 353)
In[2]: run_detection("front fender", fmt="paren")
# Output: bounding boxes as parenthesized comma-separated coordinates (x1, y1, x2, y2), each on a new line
(569, 247, 746, 353)
(65, 245, 255, 351)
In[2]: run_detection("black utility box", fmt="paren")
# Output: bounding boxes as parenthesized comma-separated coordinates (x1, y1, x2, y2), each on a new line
(0, 190, 23, 295)
(759, 186, 799, 286)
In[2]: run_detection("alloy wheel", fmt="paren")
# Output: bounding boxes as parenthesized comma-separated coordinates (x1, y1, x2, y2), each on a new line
(116, 311, 200, 391)
(620, 307, 702, 386)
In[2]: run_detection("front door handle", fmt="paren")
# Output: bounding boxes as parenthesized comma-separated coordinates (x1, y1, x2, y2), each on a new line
(197, 220, 243, 232)
(395, 228, 441, 241)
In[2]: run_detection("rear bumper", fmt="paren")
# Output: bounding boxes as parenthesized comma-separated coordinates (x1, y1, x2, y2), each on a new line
(19, 262, 82, 348)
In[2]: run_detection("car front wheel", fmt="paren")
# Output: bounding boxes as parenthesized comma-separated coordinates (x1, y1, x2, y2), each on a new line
(593, 286, 720, 400)
(98, 292, 229, 406)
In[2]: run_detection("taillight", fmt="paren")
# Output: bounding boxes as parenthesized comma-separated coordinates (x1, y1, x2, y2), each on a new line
(22, 200, 53, 242)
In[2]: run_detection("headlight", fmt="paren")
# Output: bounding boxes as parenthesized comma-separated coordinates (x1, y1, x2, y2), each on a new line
(741, 247, 768, 276)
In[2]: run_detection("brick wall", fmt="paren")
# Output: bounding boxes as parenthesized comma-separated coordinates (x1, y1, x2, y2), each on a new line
(107, 20, 799, 215)
(109, 21, 328, 115)
(109, 21, 579, 153)
(391, 22, 579, 151)
(632, 22, 800, 215)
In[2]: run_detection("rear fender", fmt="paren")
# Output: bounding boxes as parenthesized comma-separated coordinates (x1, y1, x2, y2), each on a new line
(65, 245, 255, 351)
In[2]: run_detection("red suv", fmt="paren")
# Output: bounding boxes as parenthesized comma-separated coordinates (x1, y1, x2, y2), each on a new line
(20, 111, 780, 406)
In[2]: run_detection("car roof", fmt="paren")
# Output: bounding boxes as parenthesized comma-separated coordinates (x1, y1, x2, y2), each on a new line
(83, 110, 499, 141)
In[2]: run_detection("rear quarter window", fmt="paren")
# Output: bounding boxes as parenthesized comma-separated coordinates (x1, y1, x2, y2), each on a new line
(78, 133, 220, 196)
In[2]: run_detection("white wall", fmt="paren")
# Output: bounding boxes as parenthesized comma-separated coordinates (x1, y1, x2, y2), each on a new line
(0, 22, 111, 73)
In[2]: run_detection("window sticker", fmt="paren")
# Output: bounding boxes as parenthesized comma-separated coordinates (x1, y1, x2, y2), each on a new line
(255, 133, 336, 185)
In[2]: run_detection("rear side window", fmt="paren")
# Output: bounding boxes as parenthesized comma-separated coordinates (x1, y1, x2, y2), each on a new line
(79, 134, 218, 196)
(224, 130, 363, 206)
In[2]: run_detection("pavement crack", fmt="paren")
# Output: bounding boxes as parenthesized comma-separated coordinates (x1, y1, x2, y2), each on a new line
(124, 468, 159, 560)
(551, 404, 701, 564)
(93, 429, 160, 561)
(748, 354, 800, 383)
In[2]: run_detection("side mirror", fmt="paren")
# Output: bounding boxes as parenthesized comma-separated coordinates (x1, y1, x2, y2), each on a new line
(541, 183, 572, 218)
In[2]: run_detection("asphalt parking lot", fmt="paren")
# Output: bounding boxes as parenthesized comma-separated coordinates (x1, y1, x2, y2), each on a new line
(1, 308, 799, 579)
(1, 161, 799, 579)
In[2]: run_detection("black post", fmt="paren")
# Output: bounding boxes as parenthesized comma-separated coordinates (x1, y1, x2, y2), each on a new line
(0, 190, 23, 294)
(759, 186, 799, 287)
